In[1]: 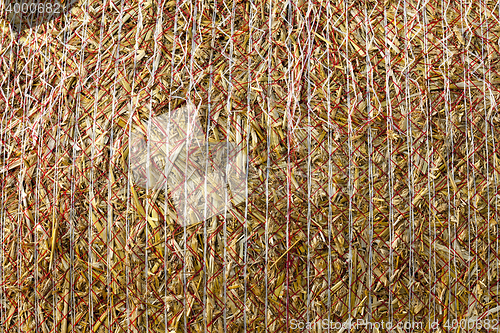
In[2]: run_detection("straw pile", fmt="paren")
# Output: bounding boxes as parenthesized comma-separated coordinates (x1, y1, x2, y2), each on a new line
(1, 0, 500, 332)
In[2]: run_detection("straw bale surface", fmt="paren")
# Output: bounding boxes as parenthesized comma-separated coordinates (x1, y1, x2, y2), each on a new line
(1, 0, 500, 332)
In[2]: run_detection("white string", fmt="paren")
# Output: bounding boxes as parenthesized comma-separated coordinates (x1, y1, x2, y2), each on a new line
(486, 1, 500, 322)
(203, 0, 218, 331)
(491, 1, 500, 326)
(50, 31, 65, 332)
(402, 0, 416, 327)
(286, 0, 296, 326)
(67, 0, 93, 327)
(87, 1, 113, 328)
(163, 0, 182, 330)
(124, 0, 149, 330)
(264, 0, 273, 330)
(382, 5, 395, 326)
(201, 0, 220, 330)
(106, 0, 128, 330)
(222, 0, 236, 330)
(32, 38, 44, 332)
(325, 0, 333, 330)
(54, 3, 81, 331)
(52, 90, 62, 332)
(343, 0, 352, 324)
(139, 1, 153, 330)
(460, 0, 476, 322)
(306, 3, 322, 329)
(243, 1, 256, 331)
(179, 1, 202, 331)
(421, 0, 437, 326)
(467, 0, 480, 324)
(143, 0, 164, 331)
(181, 9, 191, 333)
(441, 0, 457, 322)
(483, 0, 497, 323)
(305, 0, 312, 328)
(364, 2, 375, 323)
(479, 0, 491, 323)
(53, 13, 74, 332)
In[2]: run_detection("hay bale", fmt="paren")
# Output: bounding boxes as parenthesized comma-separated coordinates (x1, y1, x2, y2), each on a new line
(1, 0, 500, 332)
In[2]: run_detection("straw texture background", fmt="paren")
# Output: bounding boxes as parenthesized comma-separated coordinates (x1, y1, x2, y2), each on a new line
(1, 0, 500, 332)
